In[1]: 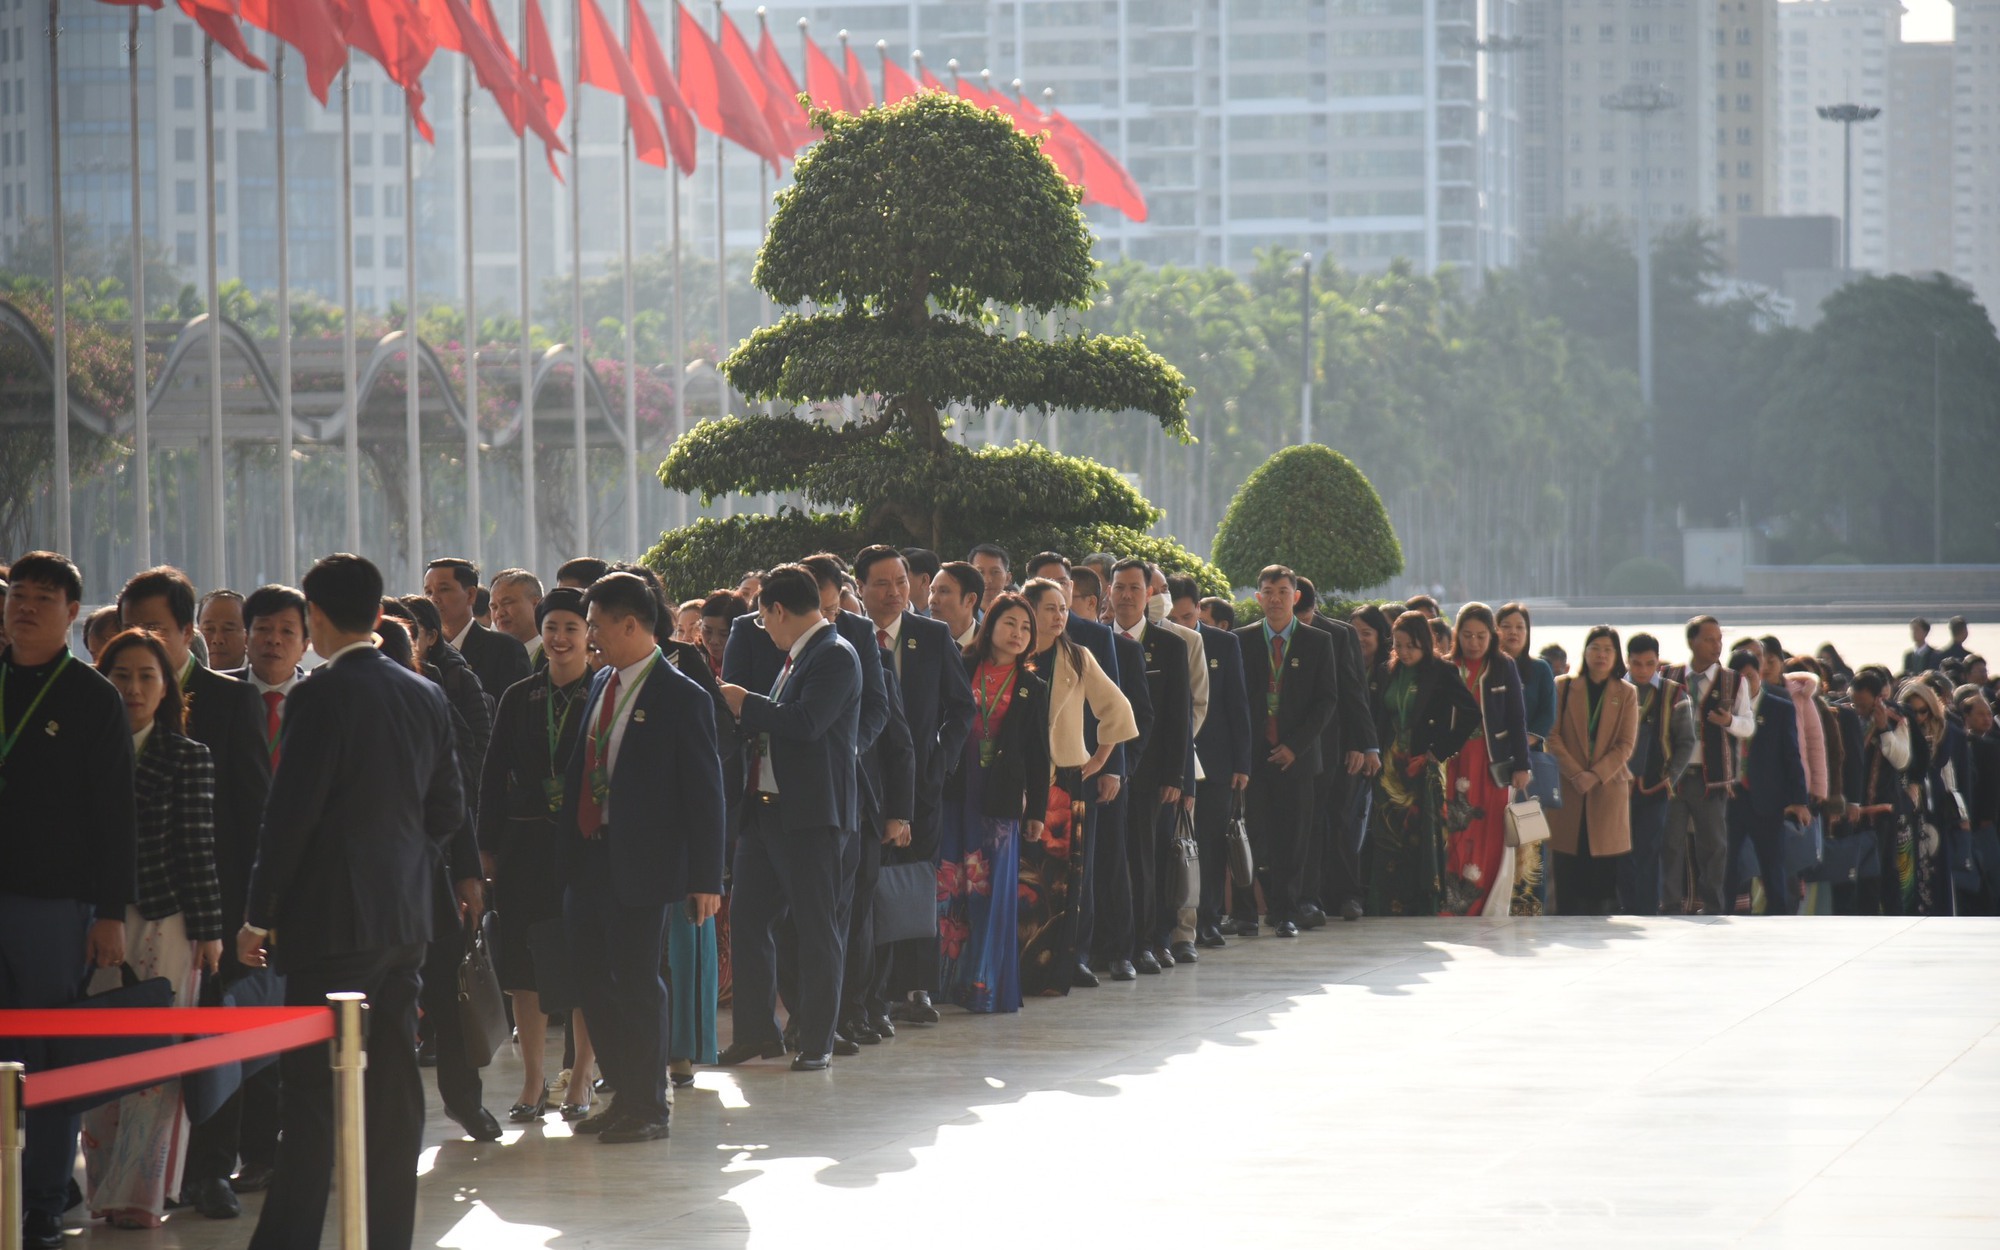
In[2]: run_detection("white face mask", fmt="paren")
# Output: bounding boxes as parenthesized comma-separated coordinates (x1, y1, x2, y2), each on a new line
(1147, 593, 1171, 625)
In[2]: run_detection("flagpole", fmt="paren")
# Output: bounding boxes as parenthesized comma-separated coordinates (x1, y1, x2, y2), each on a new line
(518, 0, 538, 570)
(668, 0, 685, 530)
(127, 7, 149, 570)
(620, 0, 640, 557)
(1041, 85, 1060, 455)
(711, 0, 726, 422)
(571, 0, 590, 554)
(342, 58, 361, 551)
(204, 36, 226, 587)
(461, 57, 482, 566)
(276, 42, 296, 584)
(405, 104, 423, 587)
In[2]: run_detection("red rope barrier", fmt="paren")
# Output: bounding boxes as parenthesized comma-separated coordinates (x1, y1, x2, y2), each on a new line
(0, 1008, 335, 1109)
(0, 1007, 326, 1037)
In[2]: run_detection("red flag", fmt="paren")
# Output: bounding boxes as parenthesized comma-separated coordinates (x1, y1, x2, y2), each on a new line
(841, 37, 872, 109)
(522, 0, 566, 132)
(1048, 109, 1147, 222)
(952, 68, 1002, 111)
(627, 0, 696, 174)
(754, 19, 812, 151)
(576, 0, 666, 168)
(801, 30, 848, 114)
(675, 2, 779, 170)
(336, 0, 438, 141)
(461, 0, 567, 178)
(717, 10, 798, 162)
(880, 52, 918, 104)
(915, 55, 945, 93)
(239, 0, 345, 105)
(1011, 87, 1086, 187)
(420, 0, 519, 132)
(179, 0, 270, 72)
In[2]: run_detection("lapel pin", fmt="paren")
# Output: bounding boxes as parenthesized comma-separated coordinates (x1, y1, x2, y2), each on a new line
(44, 721, 59, 736)
(633, 709, 648, 724)
(905, 637, 916, 650)
(1290, 658, 1300, 669)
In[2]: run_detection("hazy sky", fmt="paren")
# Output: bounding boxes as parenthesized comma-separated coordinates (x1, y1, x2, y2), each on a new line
(1899, 0, 1952, 41)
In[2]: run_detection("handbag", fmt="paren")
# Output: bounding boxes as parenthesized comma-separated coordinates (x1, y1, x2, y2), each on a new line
(1782, 815, 1823, 877)
(1528, 748, 1563, 810)
(183, 966, 286, 1125)
(43, 965, 178, 1114)
(1813, 829, 1881, 884)
(873, 859, 938, 946)
(1171, 805, 1201, 914)
(457, 911, 509, 1070)
(1503, 795, 1551, 848)
(1225, 792, 1255, 885)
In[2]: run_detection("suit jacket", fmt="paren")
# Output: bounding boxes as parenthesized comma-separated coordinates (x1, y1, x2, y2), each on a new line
(944, 658, 1050, 822)
(1194, 623, 1253, 783)
(1111, 632, 1155, 776)
(1462, 652, 1532, 785)
(132, 729, 225, 942)
(1155, 616, 1208, 790)
(884, 610, 977, 823)
(1547, 674, 1641, 855)
(1114, 621, 1189, 789)
(1743, 682, 1809, 818)
(725, 609, 888, 759)
(1368, 656, 1481, 768)
(246, 646, 464, 970)
(1035, 639, 1139, 772)
(559, 655, 728, 908)
(1235, 619, 1339, 775)
(181, 662, 272, 946)
(737, 624, 862, 835)
(1066, 613, 1125, 778)
(859, 651, 917, 830)
(1305, 613, 1377, 757)
(456, 620, 532, 705)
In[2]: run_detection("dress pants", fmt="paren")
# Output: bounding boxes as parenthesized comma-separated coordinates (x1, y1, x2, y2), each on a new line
(564, 841, 672, 1121)
(0, 896, 92, 1220)
(1236, 761, 1315, 923)
(1301, 765, 1348, 910)
(777, 827, 859, 1025)
(182, 1013, 282, 1190)
(732, 799, 845, 1056)
(247, 943, 425, 1250)
(841, 826, 882, 1024)
(1069, 789, 1103, 967)
(1090, 786, 1134, 965)
(1723, 795, 1797, 916)
(1193, 778, 1234, 930)
(1618, 790, 1672, 916)
(1664, 778, 1730, 914)
(1125, 779, 1172, 957)
(421, 926, 485, 1119)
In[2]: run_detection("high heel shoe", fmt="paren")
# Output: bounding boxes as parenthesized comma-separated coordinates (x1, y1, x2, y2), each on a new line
(559, 1100, 592, 1122)
(508, 1083, 551, 1123)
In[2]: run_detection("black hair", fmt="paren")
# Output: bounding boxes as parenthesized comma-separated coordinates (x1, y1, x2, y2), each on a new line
(854, 545, 907, 584)
(901, 548, 941, 578)
(1024, 551, 1071, 579)
(700, 589, 750, 621)
(242, 584, 309, 637)
(935, 561, 984, 602)
(1727, 648, 1763, 681)
(378, 596, 416, 623)
(473, 586, 491, 616)
(1539, 642, 1567, 662)
(198, 588, 244, 614)
(966, 591, 1034, 664)
(301, 554, 385, 635)
(119, 565, 199, 628)
(800, 553, 847, 592)
(758, 565, 821, 616)
(1109, 557, 1149, 583)
(557, 556, 610, 587)
(1406, 594, 1441, 616)
(1350, 603, 1394, 665)
(1759, 634, 1785, 660)
(1166, 574, 1199, 605)
(1200, 596, 1236, 629)
(1069, 566, 1102, 601)
(426, 557, 479, 590)
(1295, 576, 1318, 612)
(398, 594, 443, 639)
(375, 616, 414, 668)
(967, 543, 1011, 570)
(1582, 625, 1628, 680)
(97, 629, 185, 735)
(1390, 610, 1434, 665)
(535, 586, 588, 627)
(6, 551, 83, 603)
(1850, 671, 1887, 697)
(1257, 564, 1296, 589)
(583, 572, 661, 628)
(1684, 614, 1719, 645)
(1627, 631, 1661, 659)
(1496, 602, 1533, 658)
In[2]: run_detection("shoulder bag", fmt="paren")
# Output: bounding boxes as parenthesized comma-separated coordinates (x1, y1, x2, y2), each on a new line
(458, 911, 509, 1069)
(1226, 791, 1256, 886)
(1504, 794, 1551, 848)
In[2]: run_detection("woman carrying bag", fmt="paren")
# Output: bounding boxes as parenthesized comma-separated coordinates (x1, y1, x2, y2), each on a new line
(1547, 626, 1641, 915)
(1442, 604, 1533, 916)
(1366, 612, 1481, 917)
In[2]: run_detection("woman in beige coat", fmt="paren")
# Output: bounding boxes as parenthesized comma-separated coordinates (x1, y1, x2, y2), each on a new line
(1548, 625, 1641, 914)
(1017, 578, 1138, 996)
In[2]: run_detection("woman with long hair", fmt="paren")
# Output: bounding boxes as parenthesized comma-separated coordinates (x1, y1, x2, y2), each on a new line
(937, 593, 1050, 1013)
(82, 630, 223, 1228)
(1899, 678, 1962, 915)
(1366, 612, 1480, 916)
(1018, 579, 1137, 996)
(1441, 604, 1532, 916)
(1547, 626, 1640, 914)
(1496, 603, 1555, 914)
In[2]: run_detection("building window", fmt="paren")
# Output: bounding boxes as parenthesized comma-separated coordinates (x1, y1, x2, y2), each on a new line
(355, 184, 372, 216)
(1600, 167, 1615, 186)
(384, 236, 403, 266)
(1736, 93, 1752, 110)
(176, 231, 195, 266)
(215, 182, 226, 214)
(383, 184, 402, 216)
(236, 78, 255, 111)
(216, 235, 227, 266)
(1737, 59, 1752, 77)
(173, 24, 192, 57)
(175, 128, 195, 161)
(1600, 23, 1615, 41)
(1737, 126, 1752, 143)
(1738, 160, 1753, 177)
(356, 235, 374, 267)
(354, 83, 372, 114)
(355, 134, 372, 166)
(383, 134, 401, 167)
(1738, 192, 1753, 209)
(175, 179, 195, 213)
(173, 75, 194, 110)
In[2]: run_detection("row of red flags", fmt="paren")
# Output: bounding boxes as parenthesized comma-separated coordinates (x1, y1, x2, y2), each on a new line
(101, 0, 1146, 221)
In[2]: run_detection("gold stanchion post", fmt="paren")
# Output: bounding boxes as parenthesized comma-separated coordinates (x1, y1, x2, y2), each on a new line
(1, 1061, 23, 1250)
(329, 992, 369, 1250)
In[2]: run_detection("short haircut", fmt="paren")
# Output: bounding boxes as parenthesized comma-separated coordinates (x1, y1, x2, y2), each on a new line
(301, 554, 385, 635)
(1295, 576, 1318, 612)
(1910, 616, 1930, 631)
(375, 616, 414, 668)
(1727, 648, 1762, 681)
(1024, 551, 1071, 579)
(1166, 574, 1200, 604)
(701, 589, 750, 621)
(7, 551, 83, 603)
(1627, 631, 1661, 659)
(935, 561, 984, 601)
(967, 543, 1011, 570)
(83, 604, 123, 645)
(557, 556, 610, 587)
(1200, 596, 1236, 628)
(198, 588, 244, 614)
(757, 565, 821, 616)
(800, 553, 847, 592)
(1850, 671, 1887, 697)
(1257, 564, 1296, 589)
(1406, 594, 1441, 617)
(1496, 602, 1533, 658)
(119, 565, 198, 628)
(492, 568, 544, 598)
(473, 586, 491, 616)
(1538, 642, 1567, 663)
(584, 572, 661, 628)
(901, 548, 941, 578)
(97, 629, 185, 735)
(242, 584, 309, 636)
(398, 594, 443, 638)
(1391, 610, 1434, 663)
(1069, 566, 1103, 601)
(1950, 615, 1968, 631)
(378, 596, 415, 623)
(853, 544, 907, 584)
(426, 557, 479, 589)
(1582, 625, 1628, 679)
(607, 561, 673, 630)
(1021, 577, 1066, 611)
(1110, 557, 1149, 583)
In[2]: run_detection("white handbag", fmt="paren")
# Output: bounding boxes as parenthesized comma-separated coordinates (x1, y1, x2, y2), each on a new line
(1504, 795, 1551, 848)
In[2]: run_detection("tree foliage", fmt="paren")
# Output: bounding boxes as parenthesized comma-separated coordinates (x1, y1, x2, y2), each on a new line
(1212, 444, 1402, 594)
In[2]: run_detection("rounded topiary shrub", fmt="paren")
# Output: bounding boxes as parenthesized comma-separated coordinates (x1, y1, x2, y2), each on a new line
(1212, 444, 1402, 595)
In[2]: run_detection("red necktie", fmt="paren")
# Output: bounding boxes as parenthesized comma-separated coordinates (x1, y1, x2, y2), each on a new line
(877, 628, 890, 650)
(262, 690, 284, 767)
(577, 670, 621, 839)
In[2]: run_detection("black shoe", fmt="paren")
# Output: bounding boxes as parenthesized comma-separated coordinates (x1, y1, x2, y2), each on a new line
(1151, 944, 1175, 969)
(592, 1076, 614, 1095)
(598, 1115, 670, 1144)
(189, 1177, 241, 1220)
(867, 1013, 897, 1039)
(891, 991, 941, 1024)
(508, 1083, 551, 1122)
(23, 1211, 65, 1250)
(717, 1038, 786, 1067)
(1071, 963, 1100, 989)
(1134, 950, 1162, 975)
(450, 1106, 504, 1142)
(782, 1023, 801, 1052)
(1275, 919, 1299, 937)
(1216, 915, 1241, 936)
(1342, 898, 1364, 922)
(791, 1053, 831, 1071)
(1109, 959, 1137, 982)
(1295, 903, 1328, 930)
(831, 1035, 863, 1057)
(1197, 924, 1226, 949)
(417, 1039, 438, 1068)
(1234, 919, 1261, 937)
(230, 1165, 274, 1195)
(1170, 941, 1199, 964)
(842, 1018, 882, 1044)
(571, 1104, 626, 1135)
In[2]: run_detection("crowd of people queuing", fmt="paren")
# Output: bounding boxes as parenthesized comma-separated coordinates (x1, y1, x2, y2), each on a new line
(1, 540, 1995, 1250)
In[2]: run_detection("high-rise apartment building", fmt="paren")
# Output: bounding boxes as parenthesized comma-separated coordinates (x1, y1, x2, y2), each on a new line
(1952, 0, 2000, 308)
(1885, 39, 1952, 277)
(1774, 0, 1897, 272)
(1713, 0, 1780, 253)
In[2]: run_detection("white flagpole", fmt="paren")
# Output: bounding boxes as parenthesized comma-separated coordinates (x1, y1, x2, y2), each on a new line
(46, 0, 70, 556)
(711, 0, 725, 410)
(620, 0, 639, 557)
(518, 0, 538, 570)
(276, 43, 296, 584)
(570, 0, 588, 554)
(404, 104, 423, 587)
(667, 1, 685, 531)
(204, 36, 226, 587)
(127, 8, 149, 569)
(342, 59, 361, 550)
(461, 58, 482, 565)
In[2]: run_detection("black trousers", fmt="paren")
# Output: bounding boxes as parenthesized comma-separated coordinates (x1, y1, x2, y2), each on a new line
(841, 826, 882, 1023)
(1301, 764, 1347, 908)
(1723, 795, 1797, 916)
(0, 895, 92, 1219)
(1068, 786, 1103, 967)
(1237, 762, 1315, 922)
(778, 826, 861, 1025)
(1553, 811, 1624, 915)
(1193, 778, 1235, 929)
(182, 1038, 282, 1188)
(565, 842, 672, 1120)
(420, 926, 485, 1119)
(247, 943, 425, 1250)
(876, 800, 941, 1004)
(1618, 791, 1672, 916)
(732, 802, 845, 1056)
(1126, 781, 1174, 956)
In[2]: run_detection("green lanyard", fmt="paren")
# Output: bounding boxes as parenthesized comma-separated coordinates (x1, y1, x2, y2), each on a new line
(542, 673, 583, 812)
(587, 650, 659, 805)
(0, 652, 72, 791)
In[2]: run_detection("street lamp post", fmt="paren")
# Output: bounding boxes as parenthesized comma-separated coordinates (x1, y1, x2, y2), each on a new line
(1298, 253, 1313, 446)
(1933, 328, 1943, 564)
(1816, 103, 1881, 275)
(1602, 83, 1678, 560)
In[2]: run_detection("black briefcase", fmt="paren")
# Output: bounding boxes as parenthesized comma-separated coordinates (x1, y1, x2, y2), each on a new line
(457, 913, 509, 1069)
(873, 860, 938, 946)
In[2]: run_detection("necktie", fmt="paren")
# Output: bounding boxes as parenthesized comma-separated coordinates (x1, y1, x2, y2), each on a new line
(262, 690, 283, 767)
(877, 628, 890, 650)
(1121, 629, 1134, 640)
(1267, 633, 1286, 745)
(750, 657, 793, 794)
(577, 671, 621, 839)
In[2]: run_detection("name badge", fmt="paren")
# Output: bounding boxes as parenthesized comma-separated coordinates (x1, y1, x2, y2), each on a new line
(44, 721, 58, 737)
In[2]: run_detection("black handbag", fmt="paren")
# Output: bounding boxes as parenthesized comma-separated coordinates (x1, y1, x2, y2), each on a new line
(1814, 828, 1882, 884)
(873, 859, 938, 946)
(1528, 748, 1563, 810)
(183, 967, 285, 1125)
(1782, 815, 1823, 877)
(44, 965, 178, 1114)
(1171, 805, 1200, 914)
(457, 912, 509, 1069)
(1226, 792, 1255, 885)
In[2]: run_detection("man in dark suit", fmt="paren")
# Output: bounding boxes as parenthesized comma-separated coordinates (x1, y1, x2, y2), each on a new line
(717, 565, 863, 1071)
(237, 554, 463, 1250)
(1233, 566, 1340, 937)
(1294, 576, 1379, 925)
(856, 545, 972, 1036)
(1724, 648, 1813, 915)
(425, 557, 531, 701)
(1091, 608, 1154, 980)
(1104, 558, 1190, 976)
(1169, 578, 1251, 950)
(558, 573, 726, 1142)
(1056, 563, 1133, 986)
(118, 566, 274, 1219)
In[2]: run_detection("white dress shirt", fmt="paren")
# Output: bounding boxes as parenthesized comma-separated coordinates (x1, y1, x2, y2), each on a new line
(524, 635, 543, 665)
(1683, 660, 1756, 767)
(756, 618, 832, 795)
(599, 649, 660, 820)
(449, 618, 474, 651)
